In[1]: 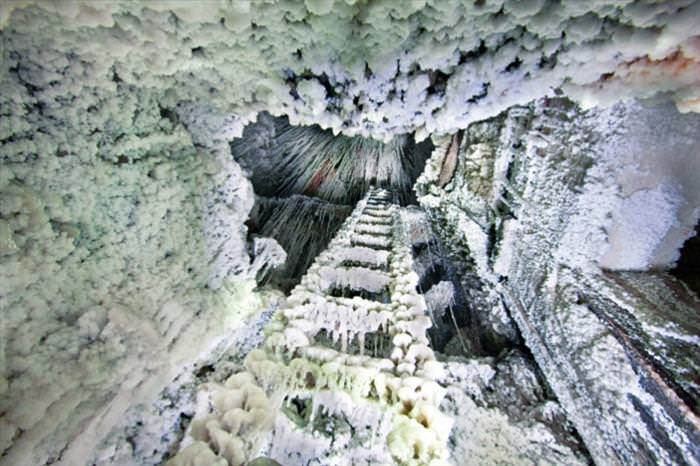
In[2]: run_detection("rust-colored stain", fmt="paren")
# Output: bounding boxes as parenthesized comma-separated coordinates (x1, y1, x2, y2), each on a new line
(438, 130, 463, 188)
(595, 39, 700, 88)
(304, 159, 335, 196)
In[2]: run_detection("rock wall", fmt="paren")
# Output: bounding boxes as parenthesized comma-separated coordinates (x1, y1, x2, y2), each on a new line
(1, 2, 700, 464)
(417, 98, 700, 465)
(0, 24, 262, 466)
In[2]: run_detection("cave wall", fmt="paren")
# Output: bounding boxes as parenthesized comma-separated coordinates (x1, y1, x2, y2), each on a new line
(1, 2, 699, 464)
(417, 98, 700, 465)
(0, 26, 263, 466)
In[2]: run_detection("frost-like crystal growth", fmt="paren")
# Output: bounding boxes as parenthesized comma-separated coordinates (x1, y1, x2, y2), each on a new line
(170, 190, 453, 465)
(2, 1, 698, 141)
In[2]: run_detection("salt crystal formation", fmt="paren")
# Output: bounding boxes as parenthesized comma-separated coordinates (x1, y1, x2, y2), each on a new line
(170, 189, 453, 465)
(416, 97, 700, 465)
(1, 2, 699, 465)
(1, 1, 698, 142)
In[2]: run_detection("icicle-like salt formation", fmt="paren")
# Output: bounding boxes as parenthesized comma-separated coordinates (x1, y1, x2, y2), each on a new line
(250, 195, 352, 285)
(232, 114, 431, 205)
(170, 189, 453, 465)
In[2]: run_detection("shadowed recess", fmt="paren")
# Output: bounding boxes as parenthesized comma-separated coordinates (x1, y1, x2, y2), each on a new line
(231, 113, 433, 206)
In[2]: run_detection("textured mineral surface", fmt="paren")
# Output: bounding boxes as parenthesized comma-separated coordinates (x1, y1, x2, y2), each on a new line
(1, 1, 699, 466)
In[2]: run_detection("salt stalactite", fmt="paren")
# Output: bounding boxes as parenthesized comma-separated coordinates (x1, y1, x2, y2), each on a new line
(2, 1, 698, 142)
(249, 195, 353, 286)
(232, 114, 432, 205)
(171, 189, 453, 465)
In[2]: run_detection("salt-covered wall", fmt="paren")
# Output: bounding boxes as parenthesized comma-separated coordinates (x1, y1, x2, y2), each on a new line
(0, 23, 265, 466)
(417, 97, 700, 465)
(1, 1, 699, 465)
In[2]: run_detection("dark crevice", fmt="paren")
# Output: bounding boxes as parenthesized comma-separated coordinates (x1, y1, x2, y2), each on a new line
(427, 70, 450, 95)
(327, 284, 390, 303)
(358, 218, 393, 226)
(340, 259, 388, 272)
(459, 40, 487, 64)
(416, 263, 446, 294)
(505, 56, 522, 72)
(670, 221, 700, 297)
(351, 239, 391, 251)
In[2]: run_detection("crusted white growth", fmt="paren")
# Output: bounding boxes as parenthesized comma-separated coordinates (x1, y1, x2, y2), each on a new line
(2, 1, 698, 142)
(423, 281, 456, 320)
(249, 237, 287, 281)
(283, 300, 392, 354)
(0, 45, 263, 464)
(167, 442, 228, 466)
(208, 189, 454, 465)
(167, 372, 274, 466)
(335, 246, 389, 269)
(318, 266, 391, 294)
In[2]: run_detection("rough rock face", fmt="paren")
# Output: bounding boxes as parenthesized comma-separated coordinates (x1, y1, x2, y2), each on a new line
(417, 97, 700, 465)
(1, 2, 699, 465)
(0, 18, 266, 466)
(441, 352, 588, 466)
(1, 1, 698, 141)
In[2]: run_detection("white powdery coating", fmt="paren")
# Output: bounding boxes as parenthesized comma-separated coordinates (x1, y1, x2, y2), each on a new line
(0, 24, 264, 466)
(493, 219, 518, 277)
(558, 100, 700, 272)
(444, 387, 586, 466)
(351, 233, 392, 248)
(2, 1, 699, 142)
(89, 298, 282, 466)
(203, 147, 256, 290)
(416, 98, 700, 465)
(249, 237, 288, 281)
(439, 357, 586, 465)
(601, 185, 682, 270)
